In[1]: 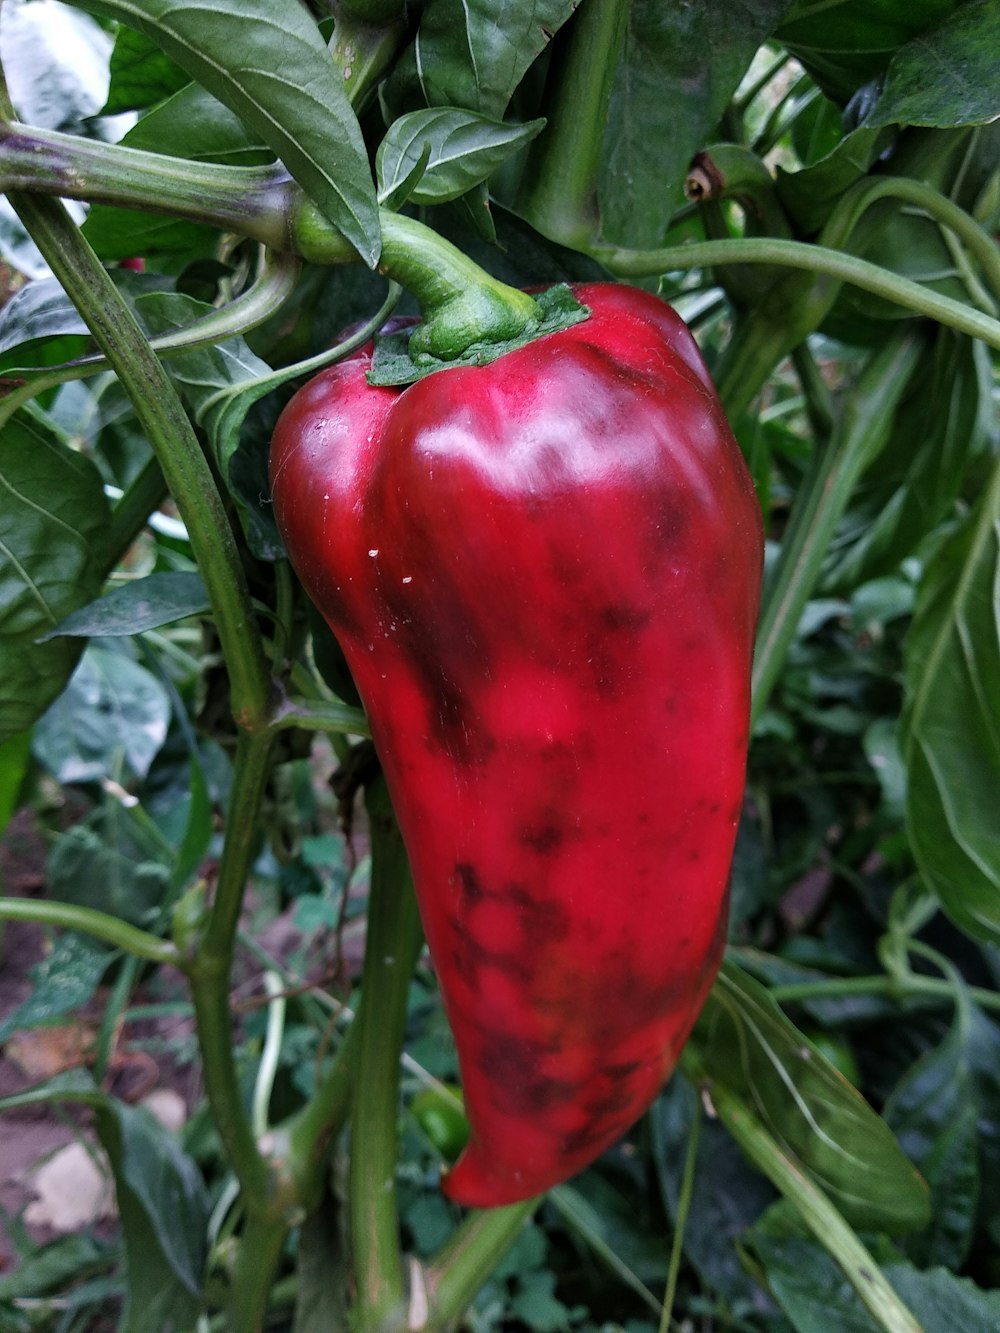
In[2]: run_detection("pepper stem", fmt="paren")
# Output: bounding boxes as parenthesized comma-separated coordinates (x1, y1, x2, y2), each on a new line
(295, 204, 543, 360)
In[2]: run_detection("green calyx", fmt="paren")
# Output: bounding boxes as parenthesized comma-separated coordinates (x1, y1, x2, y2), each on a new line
(369, 282, 590, 386)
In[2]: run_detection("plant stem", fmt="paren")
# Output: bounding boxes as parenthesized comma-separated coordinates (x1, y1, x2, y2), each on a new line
(706, 1084, 924, 1333)
(750, 332, 923, 723)
(517, 0, 629, 247)
(103, 454, 167, 570)
(349, 773, 425, 1329)
(228, 1211, 290, 1333)
(296, 206, 542, 358)
(7, 191, 274, 730)
(0, 120, 292, 249)
(825, 175, 1000, 305)
(658, 1096, 701, 1333)
(423, 1202, 537, 1329)
(0, 897, 178, 963)
(283, 1022, 358, 1208)
(590, 237, 1000, 350)
(767, 972, 1000, 1015)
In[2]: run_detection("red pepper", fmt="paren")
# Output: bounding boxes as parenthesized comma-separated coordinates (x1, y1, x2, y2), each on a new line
(270, 282, 762, 1206)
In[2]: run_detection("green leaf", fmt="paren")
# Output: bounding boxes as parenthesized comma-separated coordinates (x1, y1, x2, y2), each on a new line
(33, 642, 171, 785)
(884, 988, 982, 1268)
(66, 0, 380, 264)
(103, 23, 190, 113)
(45, 802, 172, 925)
(776, 0, 961, 105)
(750, 1212, 1000, 1333)
(0, 933, 111, 1045)
(902, 449, 1000, 943)
(0, 1233, 110, 1300)
(824, 333, 990, 589)
(654, 1078, 775, 1304)
(38, 572, 210, 641)
(102, 1102, 210, 1299)
(0, 411, 112, 744)
(863, 0, 1000, 128)
(0, 278, 89, 370)
(377, 109, 545, 206)
(84, 81, 273, 260)
(686, 961, 930, 1233)
(597, 0, 792, 246)
(384, 0, 579, 118)
(776, 126, 895, 236)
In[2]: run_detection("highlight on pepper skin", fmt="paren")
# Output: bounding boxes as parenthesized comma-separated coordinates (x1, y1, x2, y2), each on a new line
(270, 282, 763, 1207)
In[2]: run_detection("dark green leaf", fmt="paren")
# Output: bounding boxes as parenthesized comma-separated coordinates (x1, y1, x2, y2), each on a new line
(45, 803, 172, 924)
(110, 1102, 210, 1297)
(597, 0, 793, 246)
(33, 642, 171, 785)
(0, 1068, 102, 1114)
(38, 572, 209, 641)
(751, 1212, 1000, 1333)
(776, 127, 895, 236)
(687, 962, 930, 1232)
(0, 278, 89, 366)
(84, 80, 275, 260)
(902, 451, 1000, 944)
(104, 78, 271, 166)
(86, 1101, 206, 1329)
(0, 412, 111, 743)
(103, 23, 190, 113)
(825, 334, 990, 588)
(66, 0, 379, 264)
(654, 1077, 775, 1304)
(0, 934, 111, 1045)
(776, 0, 961, 105)
(377, 109, 544, 206)
(0, 1233, 110, 1300)
(863, 0, 1000, 128)
(885, 990, 982, 1268)
(369, 283, 590, 386)
(384, 0, 580, 118)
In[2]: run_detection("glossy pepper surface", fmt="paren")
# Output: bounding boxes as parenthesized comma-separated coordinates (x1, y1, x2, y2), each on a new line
(269, 282, 763, 1206)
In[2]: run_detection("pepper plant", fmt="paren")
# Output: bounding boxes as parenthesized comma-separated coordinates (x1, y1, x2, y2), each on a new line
(0, 1, 998, 1330)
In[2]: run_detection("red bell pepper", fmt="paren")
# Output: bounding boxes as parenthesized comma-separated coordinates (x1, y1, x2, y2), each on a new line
(269, 282, 762, 1206)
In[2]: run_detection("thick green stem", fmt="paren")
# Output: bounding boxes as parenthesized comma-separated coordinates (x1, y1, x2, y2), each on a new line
(229, 1210, 290, 1333)
(706, 1084, 924, 1333)
(350, 774, 425, 1329)
(283, 1022, 358, 1208)
(8, 191, 274, 729)
(517, 0, 629, 247)
(751, 333, 922, 724)
(0, 120, 292, 249)
(296, 206, 542, 359)
(0, 897, 178, 964)
(423, 1202, 537, 1329)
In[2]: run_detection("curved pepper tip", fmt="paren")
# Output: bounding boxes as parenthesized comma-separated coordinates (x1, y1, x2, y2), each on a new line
(441, 1146, 536, 1209)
